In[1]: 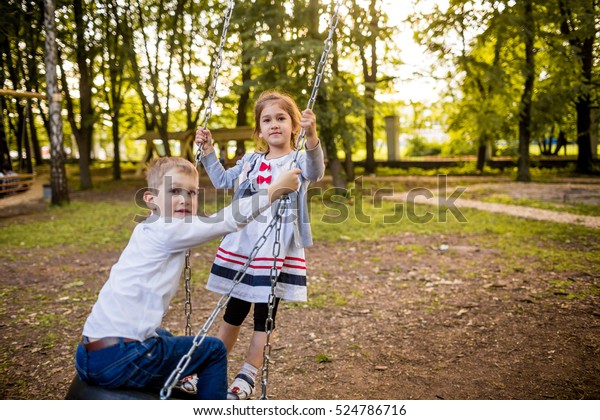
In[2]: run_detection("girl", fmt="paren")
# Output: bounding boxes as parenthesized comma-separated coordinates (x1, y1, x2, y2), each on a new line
(194, 90, 325, 399)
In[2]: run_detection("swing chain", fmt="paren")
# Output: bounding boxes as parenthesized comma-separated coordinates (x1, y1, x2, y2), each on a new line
(183, 249, 193, 336)
(160, 196, 286, 400)
(258, 197, 287, 400)
(163, 0, 342, 401)
(182, 143, 207, 338)
(195, 0, 235, 167)
(183, 0, 236, 341)
(256, 0, 344, 399)
(292, 0, 343, 156)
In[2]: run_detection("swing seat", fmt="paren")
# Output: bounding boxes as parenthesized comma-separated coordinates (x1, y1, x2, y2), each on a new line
(65, 375, 193, 400)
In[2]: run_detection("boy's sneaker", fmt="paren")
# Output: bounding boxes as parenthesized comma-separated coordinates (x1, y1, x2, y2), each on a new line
(175, 374, 198, 395)
(227, 374, 255, 400)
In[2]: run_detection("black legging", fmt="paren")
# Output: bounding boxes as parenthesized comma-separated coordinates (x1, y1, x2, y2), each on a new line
(223, 296, 281, 332)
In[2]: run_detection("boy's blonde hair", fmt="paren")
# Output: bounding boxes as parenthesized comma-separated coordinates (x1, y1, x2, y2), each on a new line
(146, 157, 198, 190)
(253, 90, 302, 153)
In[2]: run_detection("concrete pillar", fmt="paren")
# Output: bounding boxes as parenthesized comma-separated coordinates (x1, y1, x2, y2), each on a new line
(385, 115, 400, 160)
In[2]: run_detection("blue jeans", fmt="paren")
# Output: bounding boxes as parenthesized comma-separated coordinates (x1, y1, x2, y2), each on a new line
(75, 329, 227, 399)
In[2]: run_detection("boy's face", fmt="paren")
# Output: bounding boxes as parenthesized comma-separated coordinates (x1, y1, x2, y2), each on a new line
(144, 169, 199, 219)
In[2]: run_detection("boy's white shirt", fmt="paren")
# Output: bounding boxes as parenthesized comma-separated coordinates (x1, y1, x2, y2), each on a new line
(83, 192, 271, 341)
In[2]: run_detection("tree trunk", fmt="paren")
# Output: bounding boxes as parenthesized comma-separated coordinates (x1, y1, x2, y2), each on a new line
(15, 106, 25, 171)
(112, 116, 121, 180)
(235, 32, 252, 159)
(37, 99, 50, 141)
(73, 0, 94, 189)
(0, 99, 12, 171)
(44, 0, 69, 205)
(364, 109, 376, 174)
(107, 0, 126, 181)
(22, 107, 33, 173)
(361, 0, 378, 175)
(321, 121, 345, 190)
(27, 100, 42, 166)
(0, 50, 11, 169)
(306, 0, 344, 188)
(344, 141, 355, 182)
(157, 123, 171, 157)
(575, 34, 594, 173)
(476, 141, 487, 173)
(558, 0, 595, 173)
(517, 0, 534, 183)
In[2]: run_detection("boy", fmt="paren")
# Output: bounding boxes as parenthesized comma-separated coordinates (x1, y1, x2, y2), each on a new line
(75, 157, 300, 399)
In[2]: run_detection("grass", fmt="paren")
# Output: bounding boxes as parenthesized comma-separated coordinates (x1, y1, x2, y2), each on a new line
(457, 187, 600, 217)
(0, 200, 137, 252)
(481, 195, 600, 217)
(354, 159, 594, 179)
(290, 282, 348, 309)
(315, 354, 333, 363)
(393, 244, 428, 254)
(308, 191, 599, 275)
(547, 279, 600, 301)
(2, 186, 597, 276)
(2, 165, 598, 290)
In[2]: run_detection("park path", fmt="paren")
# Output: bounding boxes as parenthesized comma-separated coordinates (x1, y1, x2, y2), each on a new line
(389, 180, 600, 229)
(2, 174, 599, 229)
(0, 173, 48, 210)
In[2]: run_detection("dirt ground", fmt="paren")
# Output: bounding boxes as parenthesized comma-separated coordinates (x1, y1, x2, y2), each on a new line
(1, 175, 599, 400)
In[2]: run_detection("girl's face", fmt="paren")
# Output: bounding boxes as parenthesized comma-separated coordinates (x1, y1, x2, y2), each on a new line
(144, 169, 199, 219)
(258, 103, 294, 152)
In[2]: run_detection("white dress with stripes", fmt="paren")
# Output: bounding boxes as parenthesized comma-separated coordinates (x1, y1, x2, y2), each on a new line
(205, 154, 307, 303)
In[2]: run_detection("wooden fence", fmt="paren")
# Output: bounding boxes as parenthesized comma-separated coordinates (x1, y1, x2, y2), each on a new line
(0, 173, 36, 197)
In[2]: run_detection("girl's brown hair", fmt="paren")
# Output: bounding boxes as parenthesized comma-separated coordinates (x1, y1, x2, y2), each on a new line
(253, 90, 302, 153)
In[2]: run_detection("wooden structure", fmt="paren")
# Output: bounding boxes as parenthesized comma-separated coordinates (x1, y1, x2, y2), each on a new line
(0, 89, 46, 100)
(0, 89, 42, 198)
(354, 156, 580, 170)
(0, 173, 36, 197)
(135, 126, 254, 174)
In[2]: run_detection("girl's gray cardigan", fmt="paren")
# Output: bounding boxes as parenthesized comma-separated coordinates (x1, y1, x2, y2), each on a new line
(201, 145, 325, 248)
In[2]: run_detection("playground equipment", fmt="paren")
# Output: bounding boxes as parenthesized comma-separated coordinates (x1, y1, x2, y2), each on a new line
(66, 0, 342, 400)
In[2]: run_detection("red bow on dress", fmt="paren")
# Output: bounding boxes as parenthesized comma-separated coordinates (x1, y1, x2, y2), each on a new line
(259, 162, 271, 171)
(257, 175, 272, 184)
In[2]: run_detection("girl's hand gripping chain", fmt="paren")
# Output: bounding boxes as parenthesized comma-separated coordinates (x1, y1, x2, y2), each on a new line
(300, 109, 319, 149)
(195, 128, 215, 156)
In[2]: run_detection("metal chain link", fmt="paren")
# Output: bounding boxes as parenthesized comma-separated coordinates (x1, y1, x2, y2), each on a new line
(195, 0, 235, 167)
(167, 0, 237, 395)
(259, 0, 344, 399)
(160, 198, 286, 400)
(292, 0, 343, 160)
(183, 250, 193, 336)
(162, 0, 342, 401)
(258, 198, 287, 400)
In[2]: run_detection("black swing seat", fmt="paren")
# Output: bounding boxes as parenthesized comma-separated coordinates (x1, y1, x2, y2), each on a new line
(65, 375, 193, 400)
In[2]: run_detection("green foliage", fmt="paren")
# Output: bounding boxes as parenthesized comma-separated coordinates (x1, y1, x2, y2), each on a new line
(315, 354, 333, 363)
(440, 133, 478, 156)
(405, 136, 442, 157)
(7, 0, 597, 190)
(547, 279, 600, 301)
(307, 186, 599, 275)
(411, 0, 598, 165)
(393, 244, 428, 255)
(0, 200, 136, 252)
(354, 162, 506, 177)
